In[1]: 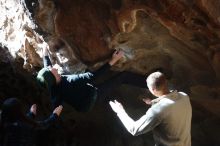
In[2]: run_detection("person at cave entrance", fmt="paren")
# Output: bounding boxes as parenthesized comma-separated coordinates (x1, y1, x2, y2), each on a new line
(109, 71, 192, 146)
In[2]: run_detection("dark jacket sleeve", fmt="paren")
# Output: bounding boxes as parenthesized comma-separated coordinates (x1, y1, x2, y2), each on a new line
(86, 63, 111, 82)
(26, 112, 36, 119)
(34, 113, 59, 130)
(43, 56, 52, 68)
(90, 63, 111, 78)
(26, 110, 59, 130)
(66, 63, 111, 85)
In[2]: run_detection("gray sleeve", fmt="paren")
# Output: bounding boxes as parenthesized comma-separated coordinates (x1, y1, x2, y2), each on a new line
(117, 107, 161, 136)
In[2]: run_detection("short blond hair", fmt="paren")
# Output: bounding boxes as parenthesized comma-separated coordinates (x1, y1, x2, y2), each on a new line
(146, 72, 166, 90)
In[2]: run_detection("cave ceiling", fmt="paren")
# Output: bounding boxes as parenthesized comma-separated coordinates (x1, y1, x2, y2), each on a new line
(0, 0, 220, 145)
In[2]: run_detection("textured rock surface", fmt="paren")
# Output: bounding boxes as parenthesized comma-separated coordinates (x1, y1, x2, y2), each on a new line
(0, 0, 220, 145)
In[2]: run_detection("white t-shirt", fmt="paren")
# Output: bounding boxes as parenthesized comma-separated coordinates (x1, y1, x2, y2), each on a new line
(117, 91, 192, 146)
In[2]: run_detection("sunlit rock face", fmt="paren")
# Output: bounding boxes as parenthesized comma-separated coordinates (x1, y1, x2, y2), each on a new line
(0, 0, 85, 73)
(1, 0, 220, 145)
(1, 0, 220, 79)
(29, 0, 220, 113)
(0, 0, 42, 72)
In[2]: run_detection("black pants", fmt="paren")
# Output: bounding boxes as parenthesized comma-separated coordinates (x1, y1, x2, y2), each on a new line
(92, 70, 146, 102)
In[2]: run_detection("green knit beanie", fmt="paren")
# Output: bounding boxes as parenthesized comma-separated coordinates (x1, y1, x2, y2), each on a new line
(36, 68, 56, 88)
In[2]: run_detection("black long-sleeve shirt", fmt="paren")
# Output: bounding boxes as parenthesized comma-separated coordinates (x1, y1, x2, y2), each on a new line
(43, 56, 111, 112)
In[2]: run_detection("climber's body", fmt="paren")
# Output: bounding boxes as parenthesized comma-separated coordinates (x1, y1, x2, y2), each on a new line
(37, 45, 124, 112)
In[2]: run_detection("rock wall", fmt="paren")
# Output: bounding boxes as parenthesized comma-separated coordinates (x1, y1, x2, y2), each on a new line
(0, 0, 220, 145)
